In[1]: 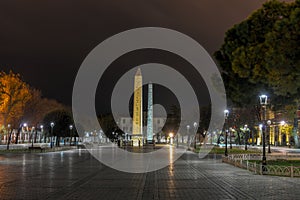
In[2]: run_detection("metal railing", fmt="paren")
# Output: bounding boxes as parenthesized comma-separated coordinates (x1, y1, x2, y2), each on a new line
(223, 154, 300, 178)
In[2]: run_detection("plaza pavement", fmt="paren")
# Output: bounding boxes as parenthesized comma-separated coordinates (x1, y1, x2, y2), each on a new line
(0, 148, 300, 200)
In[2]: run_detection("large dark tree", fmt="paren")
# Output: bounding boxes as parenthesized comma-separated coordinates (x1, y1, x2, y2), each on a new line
(215, 0, 296, 106)
(43, 109, 73, 147)
(215, 0, 300, 147)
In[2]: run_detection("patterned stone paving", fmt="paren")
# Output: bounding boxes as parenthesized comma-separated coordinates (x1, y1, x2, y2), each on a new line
(0, 149, 299, 199)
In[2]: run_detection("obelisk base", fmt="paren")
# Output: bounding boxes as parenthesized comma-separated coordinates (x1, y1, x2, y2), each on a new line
(132, 135, 143, 147)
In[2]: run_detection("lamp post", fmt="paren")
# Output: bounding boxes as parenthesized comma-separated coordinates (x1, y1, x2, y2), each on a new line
(193, 122, 198, 149)
(69, 125, 73, 146)
(6, 124, 11, 150)
(224, 109, 229, 156)
(187, 125, 190, 149)
(31, 126, 35, 147)
(50, 122, 54, 148)
(40, 125, 44, 143)
(267, 120, 271, 153)
(229, 127, 232, 149)
(259, 94, 268, 168)
(23, 123, 28, 143)
(244, 125, 249, 151)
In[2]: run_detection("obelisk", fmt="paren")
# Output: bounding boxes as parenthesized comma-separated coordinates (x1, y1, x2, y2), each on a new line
(147, 83, 153, 142)
(132, 68, 143, 146)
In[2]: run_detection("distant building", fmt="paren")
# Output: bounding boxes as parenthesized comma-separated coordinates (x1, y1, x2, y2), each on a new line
(119, 116, 165, 139)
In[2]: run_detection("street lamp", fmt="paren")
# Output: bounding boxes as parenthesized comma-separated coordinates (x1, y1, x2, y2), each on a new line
(23, 123, 28, 143)
(69, 125, 73, 146)
(224, 109, 229, 156)
(187, 125, 190, 149)
(112, 132, 115, 143)
(229, 127, 232, 149)
(259, 94, 268, 168)
(193, 122, 198, 149)
(31, 126, 35, 147)
(40, 125, 44, 143)
(6, 124, 11, 150)
(7, 124, 11, 140)
(267, 120, 272, 153)
(244, 125, 249, 151)
(50, 122, 54, 148)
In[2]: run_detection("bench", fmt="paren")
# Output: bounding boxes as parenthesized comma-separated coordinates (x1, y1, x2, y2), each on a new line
(28, 146, 45, 152)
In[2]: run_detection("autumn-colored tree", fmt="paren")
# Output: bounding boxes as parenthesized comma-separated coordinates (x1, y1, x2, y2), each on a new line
(23, 89, 65, 126)
(23, 88, 65, 143)
(0, 71, 31, 125)
(0, 71, 32, 148)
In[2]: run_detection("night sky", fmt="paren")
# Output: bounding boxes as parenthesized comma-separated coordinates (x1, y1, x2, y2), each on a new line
(0, 0, 292, 112)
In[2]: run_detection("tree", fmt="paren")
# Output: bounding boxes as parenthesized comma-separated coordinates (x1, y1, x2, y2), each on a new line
(23, 89, 65, 143)
(215, 0, 294, 106)
(263, 1, 300, 120)
(0, 71, 31, 125)
(23, 89, 65, 125)
(0, 71, 32, 148)
(43, 109, 73, 147)
(215, 0, 300, 147)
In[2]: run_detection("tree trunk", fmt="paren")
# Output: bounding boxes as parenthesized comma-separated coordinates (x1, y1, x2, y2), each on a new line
(15, 128, 21, 144)
(237, 131, 241, 145)
(6, 129, 13, 150)
(55, 136, 60, 147)
(34, 129, 37, 143)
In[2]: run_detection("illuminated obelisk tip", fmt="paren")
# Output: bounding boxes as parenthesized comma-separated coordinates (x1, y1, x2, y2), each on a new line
(132, 68, 143, 146)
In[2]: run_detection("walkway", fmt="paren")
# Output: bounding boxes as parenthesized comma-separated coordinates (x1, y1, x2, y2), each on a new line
(0, 149, 299, 199)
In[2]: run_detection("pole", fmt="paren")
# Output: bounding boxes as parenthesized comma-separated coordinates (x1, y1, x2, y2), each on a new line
(50, 127, 53, 148)
(252, 130, 254, 146)
(225, 129, 228, 156)
(31, 130, 34, 148)
(268, 125, 271, 153)
(187, 125, 190, 150)
(229, 129, 232, 149)
(262, 106, 267, 167)
(6, 124, 11, 150)
(224, 110, 229, 157)
(245, 129, 248, 151)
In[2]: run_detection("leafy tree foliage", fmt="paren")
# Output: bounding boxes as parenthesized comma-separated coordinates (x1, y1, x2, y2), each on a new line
(215, 0, 299, 107)
(0, 71, 31, 127)
(43, 109, 74, 146)
(0, 70, 67, 147)
(23, 89, 65, 126)
(215, 0, 300, 147)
